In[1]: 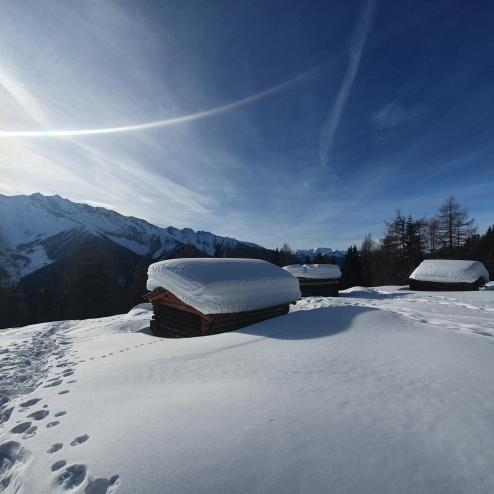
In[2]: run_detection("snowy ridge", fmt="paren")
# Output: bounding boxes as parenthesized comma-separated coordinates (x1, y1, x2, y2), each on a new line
(0, 194, 264, 282)
(147, 258, 301, 314)
(1, 288, 494, 493)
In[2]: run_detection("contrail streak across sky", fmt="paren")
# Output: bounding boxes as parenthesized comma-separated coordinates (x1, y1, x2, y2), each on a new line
(319, 0, 377, 171)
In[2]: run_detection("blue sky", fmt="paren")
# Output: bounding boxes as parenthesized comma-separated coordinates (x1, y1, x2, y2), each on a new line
(0, 0, 493, 249)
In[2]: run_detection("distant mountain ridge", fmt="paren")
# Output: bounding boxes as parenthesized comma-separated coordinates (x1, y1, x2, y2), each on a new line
(0, 193, 345, 328)
(295, 247, 346, 261)
(0, 193, 264, 283)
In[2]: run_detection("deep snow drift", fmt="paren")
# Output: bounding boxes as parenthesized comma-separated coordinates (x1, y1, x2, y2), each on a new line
(1, 288, 494, 493)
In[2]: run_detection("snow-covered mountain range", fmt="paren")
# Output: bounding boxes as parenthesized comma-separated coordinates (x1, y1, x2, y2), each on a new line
(295, 247, 346, 260)
(0, 193, 264, 282)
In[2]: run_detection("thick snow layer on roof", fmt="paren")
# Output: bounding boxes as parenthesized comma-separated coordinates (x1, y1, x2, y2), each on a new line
(147, 258, 301, 314)
(283, 263, 341, 279)
(409, 260, 489, 284)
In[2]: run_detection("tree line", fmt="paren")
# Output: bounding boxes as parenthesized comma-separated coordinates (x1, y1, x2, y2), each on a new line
(263, 197, 492, 289)
(341, 196, 493, 288)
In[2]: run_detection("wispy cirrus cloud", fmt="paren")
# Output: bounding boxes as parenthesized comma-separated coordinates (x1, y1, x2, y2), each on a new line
(373, 101, 423, 129)
(0, 0, 349, 242)
(0, 1, 244, 223)
(0, 0, 491, 252)
(0, 60, 333, 138)
(319, 0, 377, 173)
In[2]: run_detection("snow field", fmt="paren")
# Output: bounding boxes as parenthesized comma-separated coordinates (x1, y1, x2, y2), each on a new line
(1, 290, 494, 493)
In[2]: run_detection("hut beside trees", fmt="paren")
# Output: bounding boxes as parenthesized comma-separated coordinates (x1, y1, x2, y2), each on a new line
(283, 264, 341, 297)
(409, 259, 489, 291)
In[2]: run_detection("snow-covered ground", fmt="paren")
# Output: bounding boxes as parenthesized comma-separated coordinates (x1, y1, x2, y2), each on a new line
(1, 287, 494, 493)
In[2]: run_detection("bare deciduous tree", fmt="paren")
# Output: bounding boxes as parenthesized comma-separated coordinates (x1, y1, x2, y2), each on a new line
(437, 197, 476, 255)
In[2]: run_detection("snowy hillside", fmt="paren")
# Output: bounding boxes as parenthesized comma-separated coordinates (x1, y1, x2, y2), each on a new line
(0, 193, 263, 282)
(1, 288, 494, 493)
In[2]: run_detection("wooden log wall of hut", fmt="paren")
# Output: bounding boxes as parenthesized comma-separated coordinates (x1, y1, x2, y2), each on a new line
(146, 288, 290, 338)
(408, 278, 484, 292)
(298, 278, 340, 297)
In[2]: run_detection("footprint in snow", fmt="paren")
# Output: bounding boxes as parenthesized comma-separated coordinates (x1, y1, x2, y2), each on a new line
(46, 421, 60, 428)
(47, 443, 63, 454)
(56, 463, 87, 489)
(22, 425, 38, 439)
(51, 460, 67, 471)
(70, 434, 89, 446)
(20, 398, 41, 408)
(0, 441, 32, 490)
(59, 390, 70, 395)
(0, 407, 14, 424)
(43, 380, 62, 388)
(10, 422, 32, 434)
(54, 411, 66, 417)
(27, 409, 49, 421)
(84, 474, 120, 493)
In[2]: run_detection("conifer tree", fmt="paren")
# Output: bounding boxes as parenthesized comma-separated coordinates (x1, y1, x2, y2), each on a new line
(279, 243, 296, 266)
(360, 234, 375, 286)
(341, 245, 362, 288)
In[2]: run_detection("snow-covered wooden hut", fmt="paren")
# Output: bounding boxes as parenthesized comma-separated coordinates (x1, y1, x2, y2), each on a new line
(409, 260, 489, 291)
(146, 258, 301, 338)
(283, 264, 341, 297)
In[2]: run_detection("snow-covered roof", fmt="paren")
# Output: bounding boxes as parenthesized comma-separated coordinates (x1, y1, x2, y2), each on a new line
(409, 260, 489, 284)
(283, 263, 342, 280)
(147, 258, 301, 315)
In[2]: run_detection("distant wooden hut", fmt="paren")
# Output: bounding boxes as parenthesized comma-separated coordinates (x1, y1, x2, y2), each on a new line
(409, 260, 489, 291)
(146, 258, 301, 338)
(283, 264, 341, 297)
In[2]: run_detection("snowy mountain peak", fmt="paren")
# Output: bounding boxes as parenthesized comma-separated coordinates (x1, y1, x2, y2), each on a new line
(0, 193, 264, 282)
(295, 247, 346, 260)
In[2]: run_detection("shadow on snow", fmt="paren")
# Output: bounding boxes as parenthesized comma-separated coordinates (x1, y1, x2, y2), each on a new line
(238, 306, 380, 340)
